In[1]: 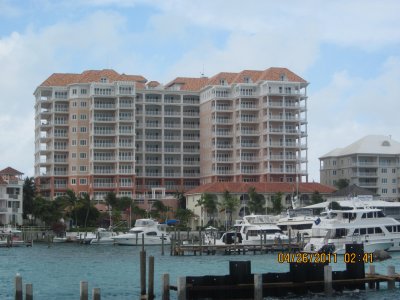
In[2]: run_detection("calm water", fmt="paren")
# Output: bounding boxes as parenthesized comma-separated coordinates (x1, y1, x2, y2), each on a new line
(0, 243, 400, 299)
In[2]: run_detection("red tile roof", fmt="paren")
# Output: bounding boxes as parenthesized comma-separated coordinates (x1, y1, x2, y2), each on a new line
(258, 67, 307, 83)
(206, 72, 239, 86)
(165, 77, 209, 91)
(0, 167, 23, 176)
(186, 182, 336, 195)
(146, 81, 161, 88)
(231, 70, 263, 84)
(39, 69, 147, 87)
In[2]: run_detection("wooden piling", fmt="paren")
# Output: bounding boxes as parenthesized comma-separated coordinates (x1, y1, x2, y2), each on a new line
(177, 277, 186, 300)
(148, 256, 155, 300)
(161, 234, 165, 255)
(15, 274, 22, 300)
(26, 283, 33, 300)
(324, 265, 333, 296)
(387, 265, 395, 290)
(80, 281, 88, 300)
(254, 274, 262, 300)
(140, 251, 146, 297)
(92, 288, 101, 300)
(368, 265, 375, 289)
(162, 273, 170, 300)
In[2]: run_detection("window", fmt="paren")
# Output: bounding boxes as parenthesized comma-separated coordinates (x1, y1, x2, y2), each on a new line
(79, 140, 87, 146)
(382, 168, 387, 173)
(393, 189, 397, 194)
(72, 89, 77, 95)
(100, 77, 108, 83)
(80, 127, 87, 133)
(81, 89, 87, 94)
(71, 153, 77, 158)
(79, 153, 87, 159)
(79, 166, 87, 172)
(382, 188, 388, 194)
(71, 166, 76, 171)
(392, 178, 396, 184)
(72, 102, 77, 107)
(382, 178, 387, 184)
(72, 127, 77, 133)
(71, 140, 77, 146)
(392, 169, 396, 173)
(71, 178, 76, 185)
(80, 101, 87, 107)
(79, 178, 87, 185)
(80, 114, 87, 120)
(72, 114, 77, 120)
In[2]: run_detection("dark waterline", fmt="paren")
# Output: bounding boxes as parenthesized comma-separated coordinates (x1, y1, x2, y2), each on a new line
(0, 243, 400, 299)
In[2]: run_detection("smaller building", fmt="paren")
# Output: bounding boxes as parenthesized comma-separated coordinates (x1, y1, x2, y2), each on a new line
(185, 182, 335, 229)
(319, 135, 400, 201)
(0, 167, 24, 225)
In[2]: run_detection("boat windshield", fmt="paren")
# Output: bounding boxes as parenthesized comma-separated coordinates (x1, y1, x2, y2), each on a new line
(129, 230, 144, 234)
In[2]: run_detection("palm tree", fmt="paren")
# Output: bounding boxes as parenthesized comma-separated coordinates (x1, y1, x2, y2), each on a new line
(62, 189, 79, 227)
(219, 190, 240, 228)
(174, 190, 186, 209)
(175, 208, 195, 228)
(196, 193, 218, 226)
(151, 200, 168, 221)
(81, 193, 91, 230)
(248, 186, 266, 214)
(271, 192, 283, 214)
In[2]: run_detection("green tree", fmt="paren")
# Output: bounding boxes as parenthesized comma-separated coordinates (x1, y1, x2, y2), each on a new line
(174, 190, 186, 209)
(311, 191, 324, 204)
(335, 179, 350, 190)
(175, 208, 194, 227)
(104, 192, 118, 210)
(196, 193, 218, 226)
(22, 177, 35, 220)
(248, 187, 265, 214)
(219, 190, 240, 227)
(32, 196, 62, 226)
(271, 192, 283, 214)
(59, 189, 79, 227)
(328, 201, 341, 210)
(151, 200, 169, 220)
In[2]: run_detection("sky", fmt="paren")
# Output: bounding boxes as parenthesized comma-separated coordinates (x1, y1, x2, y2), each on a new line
(1, 0, 400, 182)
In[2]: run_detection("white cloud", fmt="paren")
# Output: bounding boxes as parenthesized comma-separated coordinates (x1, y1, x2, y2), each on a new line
(307, 56, 400, 181)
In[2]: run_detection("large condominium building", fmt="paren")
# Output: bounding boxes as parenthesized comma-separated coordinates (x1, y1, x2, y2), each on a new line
(34, 68, 308, 200)
(319, 135, 400, 201)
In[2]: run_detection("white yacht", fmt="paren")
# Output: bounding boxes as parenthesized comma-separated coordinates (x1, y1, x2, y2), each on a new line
(90, 228, 118, 245)
(217, 214, 288, 246)
(303, 202, 400, 254)
(112, 219, 170, 246)
(276, 213, 316, 239)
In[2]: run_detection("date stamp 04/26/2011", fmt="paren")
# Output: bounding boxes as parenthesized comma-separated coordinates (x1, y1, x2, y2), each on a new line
(277, 252, 374, 264)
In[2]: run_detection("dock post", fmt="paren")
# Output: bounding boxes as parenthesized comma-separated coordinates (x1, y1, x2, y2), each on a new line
(368, 265, 375, 289)
(387, 265, 395, 290)
(15, 274, 22, 300)
(148, 256, 155, 300)
(25, 283, 33, 300)
(80, 281, 88, 300)
(324, 265, 333, 296)
(199, 230, 202, 256)
(140, 251, 147, 297)
(162, 273, 170, 300)
(177, 277, 186, 300)
(254, 274, 262, 300)
(92, 288, 101, 300)
(161, 234, 165, 255)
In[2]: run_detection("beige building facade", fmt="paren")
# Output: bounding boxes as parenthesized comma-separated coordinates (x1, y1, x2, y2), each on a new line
(34, 68, 308, 201)
(319, 135, 400, 201)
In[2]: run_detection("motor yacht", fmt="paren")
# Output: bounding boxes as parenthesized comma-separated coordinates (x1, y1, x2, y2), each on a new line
(216, 214, 288, 246)
(112, 219, 170, 246)
(303, 201, 400, 254)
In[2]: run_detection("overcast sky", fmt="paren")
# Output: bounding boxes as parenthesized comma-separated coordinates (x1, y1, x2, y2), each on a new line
(1, 0, 400, 182)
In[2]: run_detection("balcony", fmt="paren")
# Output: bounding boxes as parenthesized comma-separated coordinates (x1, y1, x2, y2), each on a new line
(213, 118, 233, 125)
(94, 130, 115, 136)
(213, 105, 233, 111)
(183, 112, 199, 117)
(93, 143, 116, 148)
(93, 103, 115, 109)
(93, 182, 116, 188)
(165, 148, 181, 153)
(94, 116, 115, 122)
